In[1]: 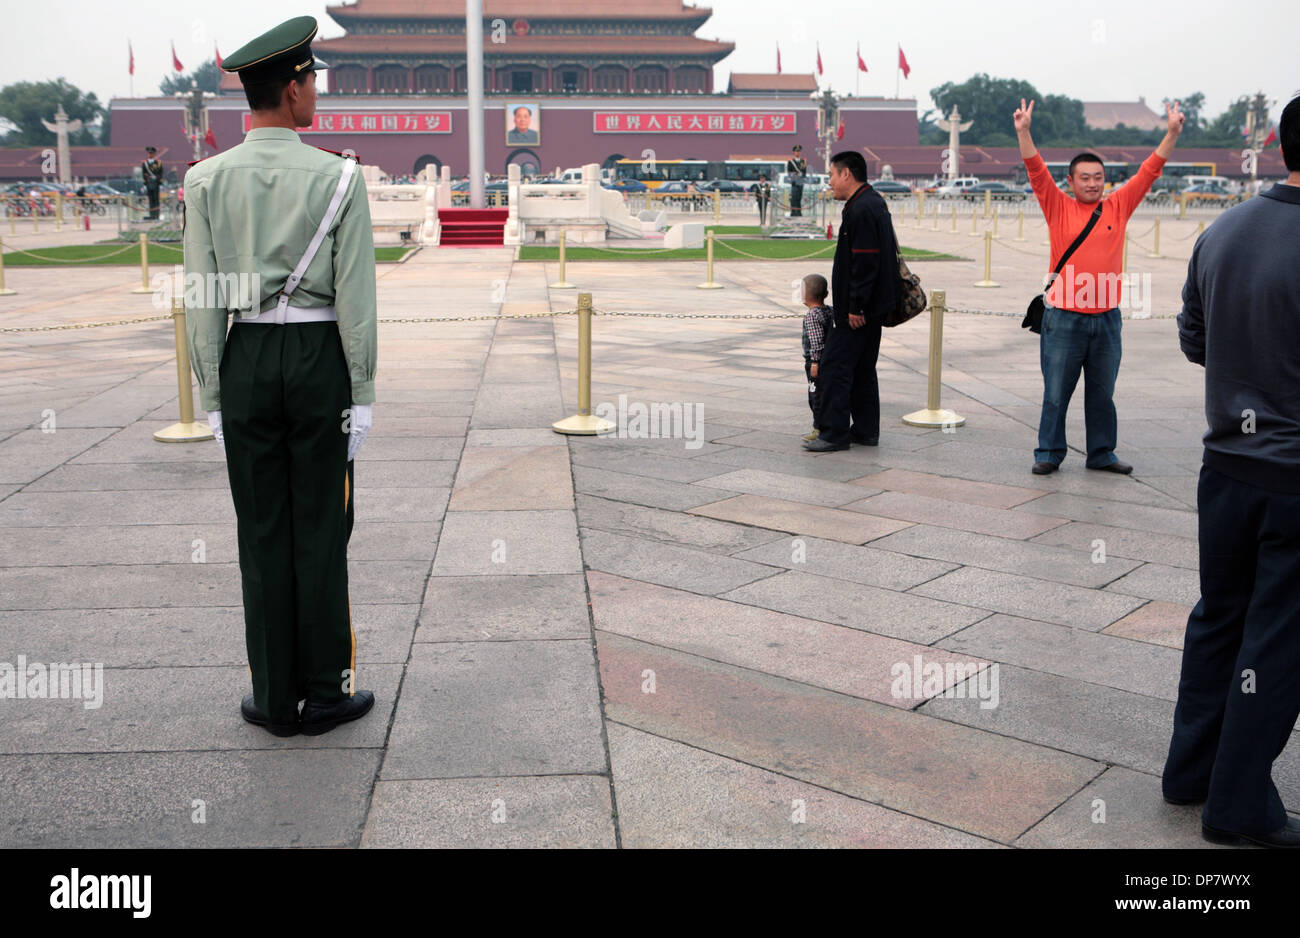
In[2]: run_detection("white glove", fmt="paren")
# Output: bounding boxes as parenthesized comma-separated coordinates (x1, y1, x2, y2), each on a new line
(208, 410, 223, 447)
(347, 403, 372, 462)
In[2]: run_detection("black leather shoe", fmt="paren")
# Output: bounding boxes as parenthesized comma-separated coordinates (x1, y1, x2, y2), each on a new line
(1090, 460, 1133, 474)
(300, 690, 375, 736)
(1202, 816, 1300, 848)
(803, 438, 849, 452)
(241, 694, 299, 737)
(1031, 461, 1059, 475)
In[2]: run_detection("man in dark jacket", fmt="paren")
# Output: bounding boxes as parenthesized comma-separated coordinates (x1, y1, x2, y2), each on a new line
(804, 150, 898, 452)
(1162, 95, 1300, 848)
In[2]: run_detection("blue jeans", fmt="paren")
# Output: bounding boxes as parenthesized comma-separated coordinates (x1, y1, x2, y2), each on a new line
(1036, 303, 1121, 467)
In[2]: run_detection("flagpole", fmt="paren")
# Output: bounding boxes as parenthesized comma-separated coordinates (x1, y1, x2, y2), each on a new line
(896, 44, 900, 99)
(856, 44, 860, 97)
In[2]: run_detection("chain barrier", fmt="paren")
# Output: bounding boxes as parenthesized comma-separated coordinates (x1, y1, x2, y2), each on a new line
(4, 242, 142, 263)
(558, 242, 688, 256)
(715, 240, 836, 260)
(0, 314, 172, 334)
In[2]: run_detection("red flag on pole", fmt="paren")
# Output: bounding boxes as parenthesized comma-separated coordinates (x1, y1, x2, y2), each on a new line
(1262, 124, 1278, 148)
(836, 118, 845, 140)
(776, 43, 781, 74)
(128, 40, 135, 76)
(204, 127, 218, 149)
(857, 43, 868, 73)
(214, 43, 223, 69)
(898, 46, 911, 79)
(171, 41, 184, 73)
(816, 42, 823, 76)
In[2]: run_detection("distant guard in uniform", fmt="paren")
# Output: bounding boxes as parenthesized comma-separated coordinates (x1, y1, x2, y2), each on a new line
(754, 174, 772, 226)
(786, 145, 808, 217)
(142, 146, 164, 220)
(184, 15, 378, 737)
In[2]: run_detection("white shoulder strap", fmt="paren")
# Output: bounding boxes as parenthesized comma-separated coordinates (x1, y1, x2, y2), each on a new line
(273, 158, 357, 322)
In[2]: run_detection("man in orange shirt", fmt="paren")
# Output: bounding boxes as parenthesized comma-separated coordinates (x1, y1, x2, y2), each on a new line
(1015, 97, 1185, 475)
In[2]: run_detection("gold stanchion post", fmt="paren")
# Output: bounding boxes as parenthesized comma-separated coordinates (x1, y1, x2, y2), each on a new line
(932, 204, 939, 230)
(974, 230, 1000, 287)
(1147, 218, 1163, 258)
(131, 232, 153, 293)
(951, 205, 958, 232)
(969, 205, 979, 236)
(902, 290, 966, 429)
(991, 206, 999, 239)
(154, 292, 215, 442)
(983, 189, 992, 219)
(0, 235, 16, 296)
(1015, 209, 1026, 241)
(550, 228, 575, 289)
(553, 292, 615, 436)
(55, 192, 63, 232)
(697, 229, 724, 289)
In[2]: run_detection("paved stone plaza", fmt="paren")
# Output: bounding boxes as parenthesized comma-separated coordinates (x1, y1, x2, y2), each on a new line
(1, 207, 1294, 848)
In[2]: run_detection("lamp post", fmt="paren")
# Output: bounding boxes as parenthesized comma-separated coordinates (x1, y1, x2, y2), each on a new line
(176, 81, 215, 162)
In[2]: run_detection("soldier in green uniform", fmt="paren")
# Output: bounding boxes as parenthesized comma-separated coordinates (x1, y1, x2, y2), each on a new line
(141, 147, 164, 220)
(786, 145, 808, 217)
(183, 16, 378, 737)
(753, 174, 772, 226)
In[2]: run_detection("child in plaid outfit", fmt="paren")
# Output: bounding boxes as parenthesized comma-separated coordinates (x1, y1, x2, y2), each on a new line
(800, 273, 833, 441)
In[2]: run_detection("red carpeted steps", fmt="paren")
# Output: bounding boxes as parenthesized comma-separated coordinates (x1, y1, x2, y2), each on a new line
(438, 207, 508, 247)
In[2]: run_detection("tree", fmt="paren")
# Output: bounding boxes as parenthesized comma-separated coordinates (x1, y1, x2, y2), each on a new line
(0, 78, 102, 147)
(160, 60, 222, 96)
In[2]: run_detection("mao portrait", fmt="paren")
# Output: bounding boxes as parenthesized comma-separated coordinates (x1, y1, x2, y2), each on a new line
(506, 102, 540, 144)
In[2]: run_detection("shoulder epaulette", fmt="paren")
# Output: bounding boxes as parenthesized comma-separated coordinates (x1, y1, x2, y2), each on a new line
(186, 157, 208, 168)
(316, 146, 361, 164)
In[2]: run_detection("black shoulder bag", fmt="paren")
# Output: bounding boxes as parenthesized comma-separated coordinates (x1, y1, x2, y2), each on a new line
(1023, 205, 1103, 334)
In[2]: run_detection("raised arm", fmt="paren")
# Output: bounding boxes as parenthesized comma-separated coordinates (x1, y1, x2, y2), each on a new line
(1113, 100, 1185, 216)
(1015, 99, 1064, 220)
(1155, 99, 1186, 161)
(1014, 98, 1038, 160)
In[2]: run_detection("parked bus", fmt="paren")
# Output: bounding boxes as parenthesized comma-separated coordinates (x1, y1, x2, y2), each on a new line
(612, 158, 787, 190)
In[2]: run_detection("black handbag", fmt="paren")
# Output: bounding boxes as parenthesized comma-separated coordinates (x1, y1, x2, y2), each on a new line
(1023, 205, 1103, 334)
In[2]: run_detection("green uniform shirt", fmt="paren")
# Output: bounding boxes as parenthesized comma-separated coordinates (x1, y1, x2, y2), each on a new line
(183, 126, 377, 412)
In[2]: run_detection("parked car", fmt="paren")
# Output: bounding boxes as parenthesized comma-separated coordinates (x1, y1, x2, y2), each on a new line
(603, 178, 648, 192)
(657, 181, 690, 193)
(1179, 183, 1236, 204)
(963, 181, 1023, 201)
(933, 176, 981, 196)
(869, 179, 912, 194)
(696, 179, 745, 193)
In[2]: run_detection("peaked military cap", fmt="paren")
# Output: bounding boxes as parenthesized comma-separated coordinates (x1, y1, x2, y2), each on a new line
(222, 16, 329, 85)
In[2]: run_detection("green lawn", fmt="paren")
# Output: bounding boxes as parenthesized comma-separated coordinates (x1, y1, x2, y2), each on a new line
(519, 240, 960, 262)
(3, 244, 415, 266)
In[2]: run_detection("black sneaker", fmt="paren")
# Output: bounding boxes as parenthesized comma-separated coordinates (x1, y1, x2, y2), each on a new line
(1032, 461, 1059, 475)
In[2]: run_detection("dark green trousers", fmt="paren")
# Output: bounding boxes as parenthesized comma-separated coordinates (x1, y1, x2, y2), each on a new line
(219, 322, 356, 723)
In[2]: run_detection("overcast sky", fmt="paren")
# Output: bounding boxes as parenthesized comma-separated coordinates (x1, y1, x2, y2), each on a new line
(1, 0, 1294, 124)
